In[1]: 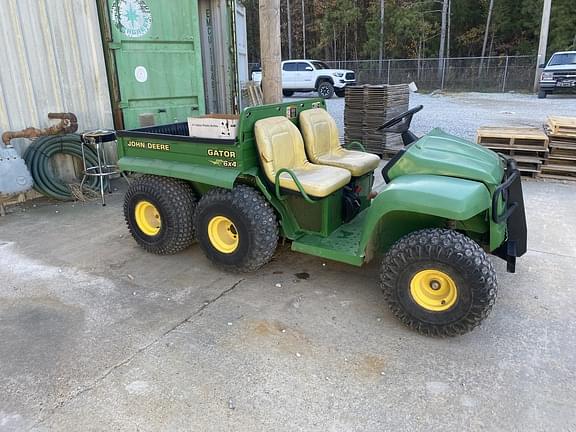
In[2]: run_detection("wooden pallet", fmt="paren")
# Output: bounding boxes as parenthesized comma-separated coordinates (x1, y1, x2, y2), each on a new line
(539, 173, 576, 181)
(540, 164, 576, 179)
(547, 155, 576, 167)
(484, 145, 549, 159)
(546, 116, 576, 138)
(477, 127, 549, 149)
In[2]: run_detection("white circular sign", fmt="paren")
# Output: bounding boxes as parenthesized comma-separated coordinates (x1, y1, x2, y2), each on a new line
(111, 0, 152, 38)
(135, 66, 148, 83)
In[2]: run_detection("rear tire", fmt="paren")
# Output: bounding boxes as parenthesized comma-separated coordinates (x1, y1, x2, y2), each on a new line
(317, 81, 335, 99)
(538, 90, 548, 99)
(380, 228, 497, 337)
(283, 90, 294, 97)
(124, 175, 197, 255)
(195, 185, 279, 272)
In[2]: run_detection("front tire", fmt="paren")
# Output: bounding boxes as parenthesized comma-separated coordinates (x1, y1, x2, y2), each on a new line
(335, 89, 346, 98)
(380, 228, 497, 337)
(195, 185, 279, 272)
(283, 90, 294, 97)
(538, 90, 548, 99)
(317, 81, 335, 99)
(124, 175, 197, 255)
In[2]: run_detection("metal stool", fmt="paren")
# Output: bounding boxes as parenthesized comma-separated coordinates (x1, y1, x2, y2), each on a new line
(80, 129, 127, 206)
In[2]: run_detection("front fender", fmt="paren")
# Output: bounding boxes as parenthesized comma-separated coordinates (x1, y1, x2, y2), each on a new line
(359, 175, 491, 255)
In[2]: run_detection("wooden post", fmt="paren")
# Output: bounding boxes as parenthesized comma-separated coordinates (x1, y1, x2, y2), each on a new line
(534, 0, 552, 92)
(259, 0, 282, 104)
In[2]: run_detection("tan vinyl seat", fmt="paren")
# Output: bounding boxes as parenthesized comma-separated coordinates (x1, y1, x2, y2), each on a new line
(254, 116, 351, 198)
(299, 108, 380, 177)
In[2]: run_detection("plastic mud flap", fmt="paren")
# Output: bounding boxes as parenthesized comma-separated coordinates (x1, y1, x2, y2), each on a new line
(492, 158, 527, 273)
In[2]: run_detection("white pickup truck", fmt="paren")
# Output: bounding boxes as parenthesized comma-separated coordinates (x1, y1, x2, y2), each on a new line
(251, 60, 356, 99)
(538, 51, 576, 99)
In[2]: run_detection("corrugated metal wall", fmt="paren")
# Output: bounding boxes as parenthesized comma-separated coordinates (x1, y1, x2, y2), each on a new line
(0, 0, 113, 154)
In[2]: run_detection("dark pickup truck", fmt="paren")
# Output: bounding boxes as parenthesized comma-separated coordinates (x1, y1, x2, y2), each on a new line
(538, 51, 576, 99)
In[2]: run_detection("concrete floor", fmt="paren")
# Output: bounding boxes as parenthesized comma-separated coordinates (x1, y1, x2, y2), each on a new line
(1, 176, 575, 432)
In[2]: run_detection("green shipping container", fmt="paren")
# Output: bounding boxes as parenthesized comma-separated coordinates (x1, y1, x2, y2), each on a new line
(99, 0, 247, 129)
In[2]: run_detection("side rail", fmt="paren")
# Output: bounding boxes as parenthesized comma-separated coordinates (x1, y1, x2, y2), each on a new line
(344, 141, 366, 152)
(274, 168, 317, 204)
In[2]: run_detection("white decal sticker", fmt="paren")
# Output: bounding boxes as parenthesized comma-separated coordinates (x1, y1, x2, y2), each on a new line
(135, 66, 148, 83)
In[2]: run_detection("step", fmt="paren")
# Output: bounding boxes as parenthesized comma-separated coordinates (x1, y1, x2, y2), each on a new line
(291, 210, 367, 267)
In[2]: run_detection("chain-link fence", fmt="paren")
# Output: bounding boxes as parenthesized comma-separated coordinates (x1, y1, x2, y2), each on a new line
(250, 56, 537, 93)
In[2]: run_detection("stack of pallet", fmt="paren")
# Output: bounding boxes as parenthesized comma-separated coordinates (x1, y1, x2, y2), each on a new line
(344, 84, 409, 158)
(343, 86, 365, 146)
(542, 116, 576, 180)
(476, 127, 549, 178)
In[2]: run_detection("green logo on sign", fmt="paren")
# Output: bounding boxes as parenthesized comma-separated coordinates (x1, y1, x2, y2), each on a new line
(111, 0, 152, 38)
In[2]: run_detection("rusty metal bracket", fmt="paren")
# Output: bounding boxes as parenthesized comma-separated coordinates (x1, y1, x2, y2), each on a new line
(1, 112, 78, 146)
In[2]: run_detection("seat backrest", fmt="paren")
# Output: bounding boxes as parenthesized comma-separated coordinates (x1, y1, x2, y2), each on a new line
(254, 116, 308, 182)
(299, 108, 341, 162)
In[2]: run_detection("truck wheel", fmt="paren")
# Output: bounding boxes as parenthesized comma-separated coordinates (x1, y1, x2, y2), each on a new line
(335, 89, 346, 98)
(283, 90, 294, 97)
(195, 185, 279, 272)
(317, 81, 334, 99)
(380, 228, 497, 337)
(124, 175, 197, 255)
(537, 90, 547, 99)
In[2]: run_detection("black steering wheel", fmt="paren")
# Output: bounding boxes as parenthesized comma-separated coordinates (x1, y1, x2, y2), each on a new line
(376, 105, 423, 134)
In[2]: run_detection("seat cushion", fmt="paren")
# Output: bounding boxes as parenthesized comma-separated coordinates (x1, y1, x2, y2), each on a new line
(317, 149, 380, 177)
(300, 108, 380, 176)
(254, 116, 351, 198)
(278, 162, 351, 198)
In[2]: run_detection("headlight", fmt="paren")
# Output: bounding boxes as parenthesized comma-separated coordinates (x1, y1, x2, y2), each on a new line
(541, 72, 554, 81)
(333, 72, 344, 77)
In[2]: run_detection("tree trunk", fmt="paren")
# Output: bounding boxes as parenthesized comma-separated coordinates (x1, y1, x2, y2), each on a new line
(479, 0, 494, 75)
(286, 0, 292, 59)
(438, 0, 449, 81)
(378, 0, 384, 77)
(301, 0, 306, 58)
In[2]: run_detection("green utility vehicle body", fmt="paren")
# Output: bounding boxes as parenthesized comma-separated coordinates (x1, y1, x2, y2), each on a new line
(116, 99, 524, 272)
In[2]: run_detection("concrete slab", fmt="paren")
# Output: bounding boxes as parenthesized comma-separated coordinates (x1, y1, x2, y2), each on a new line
(1, 178, 575, 431)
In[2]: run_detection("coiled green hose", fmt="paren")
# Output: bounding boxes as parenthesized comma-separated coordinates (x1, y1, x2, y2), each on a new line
(23, 134, 107, 200)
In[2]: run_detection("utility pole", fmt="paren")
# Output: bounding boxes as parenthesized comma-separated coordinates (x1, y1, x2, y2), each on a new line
(378, 0, 385, 77)
(286, 0, 292, 59)
(534, 0, 552, 91)
(301, 0, 306, 58)
(479, 0, 495, 76)
(259, 0, 282, 103)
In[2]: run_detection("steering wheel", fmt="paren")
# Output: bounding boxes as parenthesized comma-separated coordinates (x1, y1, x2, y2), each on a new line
(376, 105, 423, 134)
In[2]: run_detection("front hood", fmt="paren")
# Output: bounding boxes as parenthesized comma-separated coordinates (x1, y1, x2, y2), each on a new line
(387, 128, 505, 186)
(326, 69, 354, 75)
(544, 64, 576, 71)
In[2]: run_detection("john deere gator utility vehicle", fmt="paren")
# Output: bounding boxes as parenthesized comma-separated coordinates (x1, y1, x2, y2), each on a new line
(117, 99, 527, 336)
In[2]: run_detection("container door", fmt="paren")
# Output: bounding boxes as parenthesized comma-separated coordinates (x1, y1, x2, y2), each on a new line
(107, 0, 205, 128)
(234, 2, 249, 109)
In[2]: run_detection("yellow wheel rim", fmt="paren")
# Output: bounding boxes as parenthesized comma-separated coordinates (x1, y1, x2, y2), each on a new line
(410, 269, 458, 312)
(134, 200, 161, 236)
(208, 215, 239, 254)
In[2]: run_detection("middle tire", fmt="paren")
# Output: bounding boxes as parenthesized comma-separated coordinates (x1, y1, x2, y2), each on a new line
(195, 185, 279, 272)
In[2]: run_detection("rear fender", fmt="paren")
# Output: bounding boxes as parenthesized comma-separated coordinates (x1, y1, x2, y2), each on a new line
(359, 175, 492, 258)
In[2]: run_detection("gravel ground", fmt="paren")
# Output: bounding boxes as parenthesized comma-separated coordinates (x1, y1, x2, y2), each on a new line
(286, 91, 576, 141)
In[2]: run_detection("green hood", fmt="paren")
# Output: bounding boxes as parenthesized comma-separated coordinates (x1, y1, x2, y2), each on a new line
(386, 128, 505, 186)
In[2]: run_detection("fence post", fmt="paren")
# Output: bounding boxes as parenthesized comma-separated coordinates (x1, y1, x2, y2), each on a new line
(502, 55, 509, 92)
(387, 59, 391, 84)
(440, 57, 447, 89)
